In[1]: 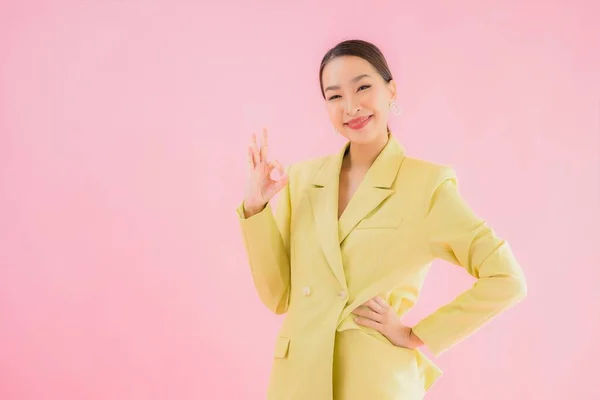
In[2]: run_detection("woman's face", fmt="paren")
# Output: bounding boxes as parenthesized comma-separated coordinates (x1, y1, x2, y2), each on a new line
(321, 55, 396, 145)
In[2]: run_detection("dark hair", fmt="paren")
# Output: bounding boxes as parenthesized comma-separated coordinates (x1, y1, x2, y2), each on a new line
(318, 39, 394, 99)
(318, 39, 394, 133)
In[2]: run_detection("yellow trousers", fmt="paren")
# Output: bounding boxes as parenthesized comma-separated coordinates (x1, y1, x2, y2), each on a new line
(332, 329, 427, 400)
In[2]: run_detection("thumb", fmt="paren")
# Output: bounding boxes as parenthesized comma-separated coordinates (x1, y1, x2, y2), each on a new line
(273, 173, 289, 192)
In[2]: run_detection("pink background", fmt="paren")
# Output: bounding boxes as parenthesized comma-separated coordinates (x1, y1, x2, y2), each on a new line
(1, 1, 599, 399)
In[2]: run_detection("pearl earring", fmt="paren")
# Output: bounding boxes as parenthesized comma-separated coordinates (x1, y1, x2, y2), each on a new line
(389, 101, 401, 116)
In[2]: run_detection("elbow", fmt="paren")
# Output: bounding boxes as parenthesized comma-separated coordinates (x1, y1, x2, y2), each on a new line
(273, 304, 288, 315)
(249, 265, 290, 315)
(266, 298, 289, 315)
(258, 288, 290, 315)
(506, 274, 527, 304)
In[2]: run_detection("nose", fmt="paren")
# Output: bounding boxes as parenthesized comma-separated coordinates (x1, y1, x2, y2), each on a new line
(344, 95, 361, 116)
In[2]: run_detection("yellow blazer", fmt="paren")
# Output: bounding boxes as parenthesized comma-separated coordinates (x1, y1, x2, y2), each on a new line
(236, 134, 527, 399)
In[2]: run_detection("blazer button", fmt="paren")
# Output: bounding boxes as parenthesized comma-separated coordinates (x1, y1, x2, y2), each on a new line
(303, 286, 312, 296)
(339, 290, 347, 299)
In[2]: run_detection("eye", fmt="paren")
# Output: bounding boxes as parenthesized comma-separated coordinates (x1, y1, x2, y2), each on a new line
(327, 85, 371, 101)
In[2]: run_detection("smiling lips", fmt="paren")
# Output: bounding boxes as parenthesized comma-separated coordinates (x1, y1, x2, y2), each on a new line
(345, 115, 373, 130)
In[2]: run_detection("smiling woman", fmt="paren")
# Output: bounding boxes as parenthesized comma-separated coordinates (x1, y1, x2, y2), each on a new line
(236, 39, 527, 400)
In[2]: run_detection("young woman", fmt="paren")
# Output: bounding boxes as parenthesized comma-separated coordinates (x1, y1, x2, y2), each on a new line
(236, 39, 527, 400)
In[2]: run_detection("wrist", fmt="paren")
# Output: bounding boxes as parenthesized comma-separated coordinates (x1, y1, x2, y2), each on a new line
(243, 200, 267, 218)
(408, 327, 424, 349)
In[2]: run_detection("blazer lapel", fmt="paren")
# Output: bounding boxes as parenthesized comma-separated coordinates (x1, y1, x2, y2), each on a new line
(308, 134, 406, 291)
(338, 134, 405, 243)
(308, 142, 349, 291)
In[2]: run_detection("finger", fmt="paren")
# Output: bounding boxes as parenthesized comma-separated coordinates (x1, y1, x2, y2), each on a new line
(251, 133, 260, 166)
(354, 316, 382, 331)
(260, 127, 268, 162)
(265, 161, 283, 185)
(361, 298, 384, 315)
(265, 160, 276, 177)
(267, 162, 286, 181)
(271, 160, 285, 178)
(370, 296, 389, 311)
(272, 172, 289, 193)
(352, 306, 384, 323)
(247, 145, 255, 169)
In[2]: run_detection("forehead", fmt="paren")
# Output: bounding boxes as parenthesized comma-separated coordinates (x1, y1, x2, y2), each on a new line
(321, 56, 378, 86)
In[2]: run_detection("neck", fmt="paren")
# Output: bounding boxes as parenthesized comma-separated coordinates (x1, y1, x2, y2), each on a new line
(343, 132, 390, 171)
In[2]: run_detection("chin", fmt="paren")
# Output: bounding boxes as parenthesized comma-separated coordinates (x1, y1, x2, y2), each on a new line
(343, 127, 381, 144)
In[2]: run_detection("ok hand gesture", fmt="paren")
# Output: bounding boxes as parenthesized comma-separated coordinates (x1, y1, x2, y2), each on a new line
(243, 128, 288, 217)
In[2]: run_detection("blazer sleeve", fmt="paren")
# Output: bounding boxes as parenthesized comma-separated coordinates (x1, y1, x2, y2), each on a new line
(411, 166, 527, 357)
(235, 165, 293, 315)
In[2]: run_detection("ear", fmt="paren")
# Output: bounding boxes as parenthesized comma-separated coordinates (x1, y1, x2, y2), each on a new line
(387, 79, 397, 101)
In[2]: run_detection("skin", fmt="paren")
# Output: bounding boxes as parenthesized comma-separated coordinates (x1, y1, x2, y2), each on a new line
(321, 55, 422, 350)
(322, 55, 395, 166)
(244, 55, 423, 350)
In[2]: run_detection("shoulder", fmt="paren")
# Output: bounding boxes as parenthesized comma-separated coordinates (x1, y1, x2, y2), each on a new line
(400, 155, 460, 206)
(401, 155, 455, 183)
(286, 154, 331, 186)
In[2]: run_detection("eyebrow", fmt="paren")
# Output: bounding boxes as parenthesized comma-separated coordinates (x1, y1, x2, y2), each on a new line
(324, 74, 371, 92)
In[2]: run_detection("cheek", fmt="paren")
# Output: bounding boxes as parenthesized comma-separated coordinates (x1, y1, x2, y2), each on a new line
(380, 94, 392, 111)
(371, 99, 389, 119)
(362, 94, 382, 113)
(326, 104, 342, 120)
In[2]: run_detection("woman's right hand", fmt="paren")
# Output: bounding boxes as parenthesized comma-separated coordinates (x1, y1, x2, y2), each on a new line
(243, 127, 289, 217)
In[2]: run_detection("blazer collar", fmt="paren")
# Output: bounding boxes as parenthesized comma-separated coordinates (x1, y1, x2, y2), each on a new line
(311, 132, 406, 189)
(308, 133, 406, 290)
